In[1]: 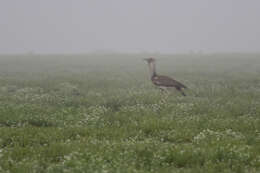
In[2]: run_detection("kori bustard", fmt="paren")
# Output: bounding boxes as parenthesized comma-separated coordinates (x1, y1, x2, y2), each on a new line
(144, 57, 187, 96)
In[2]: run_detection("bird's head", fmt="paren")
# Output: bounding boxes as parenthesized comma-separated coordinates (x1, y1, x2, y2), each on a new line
(144, 57, 155, 63)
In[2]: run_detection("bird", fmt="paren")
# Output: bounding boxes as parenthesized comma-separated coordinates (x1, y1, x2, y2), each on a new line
(144, 57, 187, 96)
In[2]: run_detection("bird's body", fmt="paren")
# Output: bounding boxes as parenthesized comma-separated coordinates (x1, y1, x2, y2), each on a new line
(144, 57, 187, 96)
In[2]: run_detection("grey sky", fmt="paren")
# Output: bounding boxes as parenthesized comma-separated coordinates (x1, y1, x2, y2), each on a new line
(0, 0, 260, 54)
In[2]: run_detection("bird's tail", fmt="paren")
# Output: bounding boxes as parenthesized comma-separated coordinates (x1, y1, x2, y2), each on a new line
(176, 87, 186, 96)
(179, 82, 187, 89)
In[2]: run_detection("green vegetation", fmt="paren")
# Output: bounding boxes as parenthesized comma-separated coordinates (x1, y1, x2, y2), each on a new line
(0, 53, 260, 173)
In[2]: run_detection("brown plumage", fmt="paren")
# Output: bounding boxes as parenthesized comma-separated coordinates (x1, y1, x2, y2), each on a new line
(144, 57, 187, 96)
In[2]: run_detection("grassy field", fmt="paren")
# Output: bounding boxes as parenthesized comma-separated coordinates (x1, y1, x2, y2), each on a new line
(0, 53, 260, 173)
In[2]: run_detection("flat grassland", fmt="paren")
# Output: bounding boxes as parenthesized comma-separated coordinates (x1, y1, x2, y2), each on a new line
(0, 54, 260, 173)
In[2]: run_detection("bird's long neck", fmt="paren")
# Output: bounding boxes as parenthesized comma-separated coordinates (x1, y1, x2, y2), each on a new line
(148, 62, 157, 78)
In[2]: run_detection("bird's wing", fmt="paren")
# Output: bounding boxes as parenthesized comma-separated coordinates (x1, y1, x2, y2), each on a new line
(153, 75, 187, 88)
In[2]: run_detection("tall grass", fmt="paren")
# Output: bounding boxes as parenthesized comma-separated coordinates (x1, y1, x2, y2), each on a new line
(0, 53, 260, 173)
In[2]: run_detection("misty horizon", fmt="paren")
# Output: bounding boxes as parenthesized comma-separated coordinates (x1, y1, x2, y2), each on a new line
(1, 0, 260, 54)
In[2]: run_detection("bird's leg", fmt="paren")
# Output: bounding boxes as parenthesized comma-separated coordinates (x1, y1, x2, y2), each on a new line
(158, 87, 169, 102)
(159, 86, 169, 93)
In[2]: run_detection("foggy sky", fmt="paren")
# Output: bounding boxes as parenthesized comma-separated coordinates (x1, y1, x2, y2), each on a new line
(0, 0, 260, 54)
